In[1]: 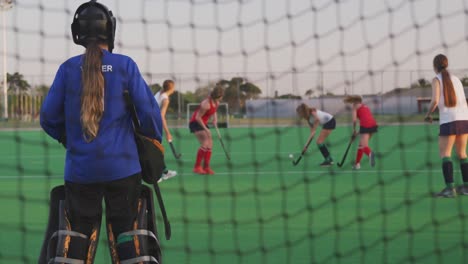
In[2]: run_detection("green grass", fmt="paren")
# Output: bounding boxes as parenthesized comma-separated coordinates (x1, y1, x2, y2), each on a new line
(0, 124, 467, 263)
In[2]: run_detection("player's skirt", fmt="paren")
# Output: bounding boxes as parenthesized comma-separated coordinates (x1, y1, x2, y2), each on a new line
(439, 120, 468, 136)
(322, 118, 336, 130)
(359, 125, 378, 134)
(189, 121, 209, 133)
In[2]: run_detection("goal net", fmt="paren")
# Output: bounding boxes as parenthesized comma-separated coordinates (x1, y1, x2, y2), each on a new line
(1, 1, 467, 263)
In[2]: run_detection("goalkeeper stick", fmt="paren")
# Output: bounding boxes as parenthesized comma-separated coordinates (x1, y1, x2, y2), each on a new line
(169, 141, 181, 159)
(215, 126, 231, 160)
(292, 135, 314, 166)
(337, 134, 357, 167)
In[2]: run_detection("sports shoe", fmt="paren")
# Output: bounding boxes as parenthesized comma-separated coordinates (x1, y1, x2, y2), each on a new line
(320, 160, 333, 167)
(369, 152, 375, 167)
(352, 163, 361, 170)
(158, 170, 177, 183)
(457, 185, 468, 196)
(204, 167, 215, 175)
(433, 187, 457, 198)
(193, 166, 206, 174)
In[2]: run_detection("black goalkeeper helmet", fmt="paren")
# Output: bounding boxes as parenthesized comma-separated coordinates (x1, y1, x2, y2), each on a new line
(71, 0, 116, 52)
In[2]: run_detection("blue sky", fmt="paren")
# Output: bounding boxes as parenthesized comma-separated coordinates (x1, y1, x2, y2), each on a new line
(5, 0, 468, 96)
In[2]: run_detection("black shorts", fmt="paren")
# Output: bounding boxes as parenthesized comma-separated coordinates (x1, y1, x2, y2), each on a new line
(64, 173, 142, 237)
(189, 121, 208, 133)
(439, 120, 468, 136)
(360, 126, 378, 134)
(322, 118, 336, 130)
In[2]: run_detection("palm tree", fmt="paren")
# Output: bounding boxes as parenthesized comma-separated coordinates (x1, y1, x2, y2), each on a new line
(7, 72, 31, 94)
(5, 72, 31, 119)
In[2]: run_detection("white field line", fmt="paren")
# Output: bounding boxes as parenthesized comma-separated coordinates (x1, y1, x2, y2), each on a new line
(0, 169, 441, 180)
(0, 149, 439, 160)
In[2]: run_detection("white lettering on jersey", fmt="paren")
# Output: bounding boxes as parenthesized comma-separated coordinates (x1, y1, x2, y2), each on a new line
(102, 65, 113, 72)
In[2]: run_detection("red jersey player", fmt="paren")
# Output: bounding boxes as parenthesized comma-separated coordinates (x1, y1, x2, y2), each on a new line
(344, 95, 378, 170)
(189, 85, 224, 174)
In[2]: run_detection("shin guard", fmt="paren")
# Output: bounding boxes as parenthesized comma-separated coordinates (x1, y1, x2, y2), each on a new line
(38, 185, 100, 264)
(107, 185, 162, 264)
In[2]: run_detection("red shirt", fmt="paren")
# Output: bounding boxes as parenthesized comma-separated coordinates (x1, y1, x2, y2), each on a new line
(356, 104, 377, 128)
(190, 98, 218, 125)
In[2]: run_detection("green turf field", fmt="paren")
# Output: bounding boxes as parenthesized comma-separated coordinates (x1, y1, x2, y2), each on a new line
(0, 124, 467, 263)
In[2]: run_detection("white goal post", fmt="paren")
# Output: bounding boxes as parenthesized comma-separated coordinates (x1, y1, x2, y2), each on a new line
(186, 103, 229, 128)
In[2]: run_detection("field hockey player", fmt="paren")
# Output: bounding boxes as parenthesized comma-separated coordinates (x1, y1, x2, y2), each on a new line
(296, 103, 336, 167)
(343, 95, 378, 170)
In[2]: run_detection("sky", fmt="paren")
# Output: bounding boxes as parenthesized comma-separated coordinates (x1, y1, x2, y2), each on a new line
(3, 0, 468, 96)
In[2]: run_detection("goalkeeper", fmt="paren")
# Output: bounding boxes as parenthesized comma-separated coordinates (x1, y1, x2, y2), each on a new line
(39, 0, 162, 262)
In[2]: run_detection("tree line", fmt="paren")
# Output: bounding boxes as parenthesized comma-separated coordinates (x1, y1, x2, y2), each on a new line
(2, 73, 264, 116)
(6, 72, 468, 118)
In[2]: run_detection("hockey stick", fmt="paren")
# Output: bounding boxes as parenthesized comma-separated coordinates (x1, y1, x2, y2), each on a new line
(337, 134, 357, 167)
(152, 181, 171, 240)
(215, 126, 231, 160)
(424, 116, 439, 123)
(292, 135, 314, 166)
(168, 141, 181, 159)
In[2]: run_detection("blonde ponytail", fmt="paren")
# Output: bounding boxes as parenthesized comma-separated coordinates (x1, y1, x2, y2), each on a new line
(81, 43, 104, 142)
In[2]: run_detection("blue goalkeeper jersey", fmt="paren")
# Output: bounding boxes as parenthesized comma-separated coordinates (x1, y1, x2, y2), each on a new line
(40, 49, 162, 183)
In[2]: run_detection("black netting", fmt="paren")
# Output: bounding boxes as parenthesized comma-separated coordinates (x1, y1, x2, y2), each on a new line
(1, 0, 467, 263)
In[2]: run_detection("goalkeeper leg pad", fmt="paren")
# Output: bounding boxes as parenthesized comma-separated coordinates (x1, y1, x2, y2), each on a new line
(38, 185, 101, 264)
(107, 184, 162, 263)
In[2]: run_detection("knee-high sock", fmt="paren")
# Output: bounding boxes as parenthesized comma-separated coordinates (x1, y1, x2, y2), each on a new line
(204, 148, 212, 168)
(442, 157, 454, 188)
(318, 143, 331, 161)
(460, 158, 468, 186)
(362, 146, 371, 156)
(195, 147, 206, 167)
(355, 147, 364, 164)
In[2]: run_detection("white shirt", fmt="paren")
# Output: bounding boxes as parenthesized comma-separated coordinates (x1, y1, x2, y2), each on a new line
(436, 73, 468, 124)
(308, 110, 333, 125)
(154, 91, 169, 107)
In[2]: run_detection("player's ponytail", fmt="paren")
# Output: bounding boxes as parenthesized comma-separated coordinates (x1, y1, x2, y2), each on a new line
(162, 80, 174, 93)
(296, 103, 310, 119)
(296, 104, 308, 118)
(210, 85, 224, 100)
(81, 42, 104, 142)
(433, 54, 456, 107)
(441, 69, 456, 107)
